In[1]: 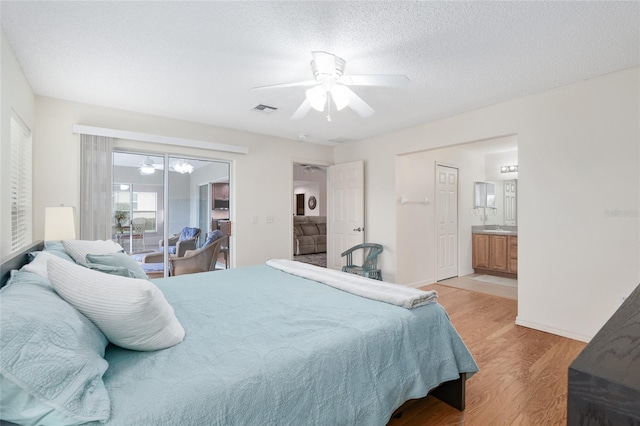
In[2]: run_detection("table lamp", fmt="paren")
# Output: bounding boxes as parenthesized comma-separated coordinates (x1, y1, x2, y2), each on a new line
(44, 206, 77, 240)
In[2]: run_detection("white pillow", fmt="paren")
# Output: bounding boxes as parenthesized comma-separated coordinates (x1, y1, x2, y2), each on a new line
(21, 251, 62, 278)
(62, 239, 124, 265)
(47, 257, 185, 351)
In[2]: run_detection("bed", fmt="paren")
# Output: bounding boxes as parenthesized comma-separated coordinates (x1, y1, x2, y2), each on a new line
(0, 241, 478, 426)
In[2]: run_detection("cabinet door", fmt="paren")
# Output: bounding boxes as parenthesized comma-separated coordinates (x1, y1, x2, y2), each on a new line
(213, 183, 229, 200)
(489, 235, 509, 272)
(508, 236, 518, 274)
(472, 234, 490, 269)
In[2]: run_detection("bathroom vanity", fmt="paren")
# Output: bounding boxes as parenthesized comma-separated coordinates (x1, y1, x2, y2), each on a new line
(472, 227, 518, 277)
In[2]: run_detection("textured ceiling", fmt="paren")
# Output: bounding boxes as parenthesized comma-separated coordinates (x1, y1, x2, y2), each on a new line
(2, 1, 638, 145)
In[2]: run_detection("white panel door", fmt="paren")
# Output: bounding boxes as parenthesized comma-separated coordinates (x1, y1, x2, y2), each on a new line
(436, 165, 458, 281)
(327, 161, 364, 270)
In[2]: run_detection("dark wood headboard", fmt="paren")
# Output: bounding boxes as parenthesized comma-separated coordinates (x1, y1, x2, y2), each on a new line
(0, 240, 44, 287)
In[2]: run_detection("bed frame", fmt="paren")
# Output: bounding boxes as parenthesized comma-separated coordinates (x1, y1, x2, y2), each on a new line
(0, 240, 44, 288)
(0, 240, 467, 417)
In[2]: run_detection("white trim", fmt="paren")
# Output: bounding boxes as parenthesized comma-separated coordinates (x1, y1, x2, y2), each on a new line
(73, 124, 249, 155)
(515, 316, 591, 343)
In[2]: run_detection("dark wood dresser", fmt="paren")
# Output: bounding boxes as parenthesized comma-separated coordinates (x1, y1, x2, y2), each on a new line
(567, 283, 640, 425)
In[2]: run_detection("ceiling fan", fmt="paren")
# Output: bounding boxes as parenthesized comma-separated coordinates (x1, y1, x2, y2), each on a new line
(300, 164, 326, 174)
(138, 157, 163, 175)
(252, 51, 409, 121)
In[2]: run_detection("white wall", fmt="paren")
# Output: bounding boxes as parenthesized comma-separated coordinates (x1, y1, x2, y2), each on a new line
(32, 96, 334, 267)
(0, 29, 35, 258)
(336, 67, 640, 341)
(396, 145, 486, 285)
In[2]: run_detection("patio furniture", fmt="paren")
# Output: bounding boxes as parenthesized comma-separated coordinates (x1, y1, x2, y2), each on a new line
(341, 243, 383, 281)
(170, 238, 223, 276)
(160, 227, 200, 257)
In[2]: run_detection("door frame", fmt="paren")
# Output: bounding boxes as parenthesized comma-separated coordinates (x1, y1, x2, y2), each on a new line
(290, 159, 333, 259)
(434, 162, 460, 281)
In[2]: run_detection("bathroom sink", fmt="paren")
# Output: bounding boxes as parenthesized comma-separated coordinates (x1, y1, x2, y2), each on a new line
(483, 229, 513, 233)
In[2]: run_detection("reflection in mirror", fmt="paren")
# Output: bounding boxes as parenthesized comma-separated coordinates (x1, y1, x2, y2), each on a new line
(486, 182, 496, 208)
(504, 180, 517, 225)
(474, 182, 487, 208)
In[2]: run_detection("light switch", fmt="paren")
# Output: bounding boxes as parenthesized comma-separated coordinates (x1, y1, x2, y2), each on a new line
(251, 215, 258, 224)
(265, 215, 273, 223)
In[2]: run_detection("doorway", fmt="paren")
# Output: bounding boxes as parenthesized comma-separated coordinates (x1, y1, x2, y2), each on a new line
(292, 163, 328, 268)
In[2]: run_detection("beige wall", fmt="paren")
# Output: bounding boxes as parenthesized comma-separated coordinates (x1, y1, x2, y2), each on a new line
(1, 29, 35, 258)
(335, 67, 640, 341)
(33, 96, 333, 267)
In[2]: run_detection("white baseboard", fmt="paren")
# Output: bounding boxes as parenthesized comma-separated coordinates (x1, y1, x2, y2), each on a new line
(515, 316, 592, 343)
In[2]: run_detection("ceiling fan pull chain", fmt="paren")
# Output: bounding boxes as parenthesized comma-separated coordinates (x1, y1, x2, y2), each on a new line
(326, 92, 332, 122)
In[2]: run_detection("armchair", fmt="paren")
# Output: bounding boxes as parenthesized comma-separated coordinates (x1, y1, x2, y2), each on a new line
(136, 230, 223, 277)
(160, 227, 201, 257)
(169, 235, 223, 276)
(341, 243, 384, 281)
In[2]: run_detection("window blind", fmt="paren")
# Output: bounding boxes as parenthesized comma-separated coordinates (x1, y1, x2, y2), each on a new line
(10, 114, 33, 253)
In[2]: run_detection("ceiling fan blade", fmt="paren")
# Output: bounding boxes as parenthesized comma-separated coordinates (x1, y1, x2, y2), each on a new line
(291, 99, 312, 120)
(251, 80, 317, 90)
(343, 86, 375, 118)
(339, 74, 410, 87)
(311, 51, 336, 75)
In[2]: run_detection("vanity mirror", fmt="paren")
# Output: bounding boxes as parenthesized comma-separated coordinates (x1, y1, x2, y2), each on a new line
(474, 180, 517, 225)
(474, 182, 495, 208)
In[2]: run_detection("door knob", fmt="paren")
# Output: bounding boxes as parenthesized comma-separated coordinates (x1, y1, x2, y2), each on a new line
(353, 227, 363, 232)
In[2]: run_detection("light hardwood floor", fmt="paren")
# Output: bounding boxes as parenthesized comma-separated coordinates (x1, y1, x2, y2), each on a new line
(437, 273, 518, 300)
(388, 284, 586, 426)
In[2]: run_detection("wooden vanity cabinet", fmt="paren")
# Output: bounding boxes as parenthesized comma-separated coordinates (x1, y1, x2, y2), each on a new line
(472, 233, 517, 277)
(472, 234, 490, 269)
(489, 235, 509, 272)
(508, 236, 518, 274)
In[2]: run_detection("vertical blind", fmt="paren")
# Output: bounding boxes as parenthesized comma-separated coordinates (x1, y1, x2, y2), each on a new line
(80, 134, 113, 240)
(10, 114, 33, 253)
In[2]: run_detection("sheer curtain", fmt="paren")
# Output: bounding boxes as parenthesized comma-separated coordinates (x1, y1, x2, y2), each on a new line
(79, 134, 113, 240)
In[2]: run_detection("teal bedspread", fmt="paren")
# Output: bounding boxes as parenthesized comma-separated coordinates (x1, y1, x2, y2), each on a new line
(90, 265, 478, 425)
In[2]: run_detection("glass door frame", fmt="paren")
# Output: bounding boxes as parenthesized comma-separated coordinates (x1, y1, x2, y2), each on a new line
(112, 149, 232, 278)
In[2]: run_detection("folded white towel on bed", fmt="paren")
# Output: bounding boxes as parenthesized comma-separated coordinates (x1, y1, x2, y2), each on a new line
(266, 259, 437, 309)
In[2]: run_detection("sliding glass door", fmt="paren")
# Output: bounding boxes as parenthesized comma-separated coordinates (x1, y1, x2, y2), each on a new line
(112, 151, 231, 277)
(112, 153, 164, 254)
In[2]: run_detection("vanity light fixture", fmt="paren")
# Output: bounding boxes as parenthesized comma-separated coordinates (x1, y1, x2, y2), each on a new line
(500, 165, 518, 173)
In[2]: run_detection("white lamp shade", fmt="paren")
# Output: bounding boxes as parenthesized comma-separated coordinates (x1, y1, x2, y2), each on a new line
(306, 86, 327, 111)
(44, 206, 77, 241)
(330, 84, 350, 110)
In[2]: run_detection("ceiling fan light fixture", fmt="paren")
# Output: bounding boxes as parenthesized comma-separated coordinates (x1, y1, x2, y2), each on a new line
(330, 84, 350, 110)
(139, 157, 156, 175)
(173, 160, 194, 174)
(306, 86, 326, 111)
